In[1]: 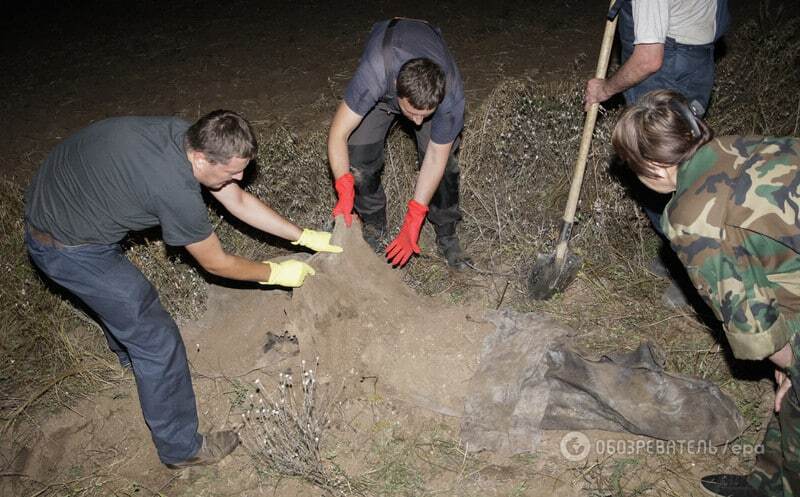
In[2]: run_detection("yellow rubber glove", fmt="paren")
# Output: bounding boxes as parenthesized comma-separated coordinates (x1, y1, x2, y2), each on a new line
(291, 229, 343, 253)
(260, 260, 316, 287)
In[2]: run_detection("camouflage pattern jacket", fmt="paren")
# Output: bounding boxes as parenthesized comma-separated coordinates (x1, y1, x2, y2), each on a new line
(663, 136, 800, 361)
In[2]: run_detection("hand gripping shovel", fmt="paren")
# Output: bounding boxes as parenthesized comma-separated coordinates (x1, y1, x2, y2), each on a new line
(527, 0, 620, 300)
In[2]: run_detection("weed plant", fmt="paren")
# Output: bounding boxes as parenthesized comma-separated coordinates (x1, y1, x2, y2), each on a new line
(240, 360, 358, 495)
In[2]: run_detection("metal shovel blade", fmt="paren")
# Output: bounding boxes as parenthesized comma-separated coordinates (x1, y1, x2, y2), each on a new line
(527, 251, 582, 300)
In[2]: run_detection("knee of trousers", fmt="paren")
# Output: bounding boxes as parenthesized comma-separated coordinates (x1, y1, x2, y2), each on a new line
(348, 142, 386, 195)
(117, 287, 185, 365)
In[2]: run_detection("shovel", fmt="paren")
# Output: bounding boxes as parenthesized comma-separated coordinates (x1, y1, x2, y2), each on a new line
(527, 0, 619, 300)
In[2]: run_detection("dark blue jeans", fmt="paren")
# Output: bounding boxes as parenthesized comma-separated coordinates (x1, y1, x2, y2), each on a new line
(622, 38, 715, 113)
(24, 227, 201, 465)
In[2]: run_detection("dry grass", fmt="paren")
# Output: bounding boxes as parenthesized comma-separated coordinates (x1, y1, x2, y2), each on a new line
(709, 9, 800, 136)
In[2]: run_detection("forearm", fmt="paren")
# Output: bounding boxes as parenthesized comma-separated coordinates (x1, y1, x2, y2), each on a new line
(203, 253, 272, 282)
(587, 43, 664, 107)
(605, 44, 663, 96)
(413, 142, 452, 205)
(605, 63, 653, 96)
(186, 233, 272, 282)
(328, 133, 350, 179)
(328, 101, 361, 179)
(226, 190, 303, 241)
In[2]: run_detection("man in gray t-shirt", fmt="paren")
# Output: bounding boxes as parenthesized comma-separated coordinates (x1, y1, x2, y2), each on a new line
(24, 110, 342, 469)
(329, 18, 470, 270)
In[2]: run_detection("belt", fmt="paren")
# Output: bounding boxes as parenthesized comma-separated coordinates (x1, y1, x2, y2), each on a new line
(665, 37, 714, 51)
(28, 225, 65, 248)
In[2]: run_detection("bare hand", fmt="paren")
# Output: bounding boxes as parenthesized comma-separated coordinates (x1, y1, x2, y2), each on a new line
(769, 342, 794, 369)
(584, 78, 610, 111)
(775, 368, 792, 412)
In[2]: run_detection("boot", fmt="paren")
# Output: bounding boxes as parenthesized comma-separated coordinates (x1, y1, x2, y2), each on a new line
(362, 223, 387, 253)
(661, 281, 690, 308)
(700, 474, 766, 497)
(649, 243, 693, 309)
(359, 211, 387, 253)
(436, 233, 472, 270)
(165, 431, 239, 469)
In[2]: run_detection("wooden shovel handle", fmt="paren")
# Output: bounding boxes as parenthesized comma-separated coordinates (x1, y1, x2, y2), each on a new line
(555, 0, 619, 263)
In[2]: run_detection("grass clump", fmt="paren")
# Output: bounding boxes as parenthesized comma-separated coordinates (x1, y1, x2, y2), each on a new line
(123, 234, 207, 322)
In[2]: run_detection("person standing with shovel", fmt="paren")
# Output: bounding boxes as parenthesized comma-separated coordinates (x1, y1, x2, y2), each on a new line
(527, 0, 618, 299)
(585, 0, 730, 307)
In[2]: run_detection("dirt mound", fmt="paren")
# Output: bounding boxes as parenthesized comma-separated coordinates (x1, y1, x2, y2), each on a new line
(289, 218, 494, 416)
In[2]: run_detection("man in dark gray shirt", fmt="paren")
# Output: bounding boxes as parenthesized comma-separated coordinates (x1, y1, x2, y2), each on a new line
(329, 18, 470, 269)
(24, 110, 342, 469)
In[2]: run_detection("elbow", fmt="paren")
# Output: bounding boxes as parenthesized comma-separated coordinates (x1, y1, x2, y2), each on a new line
(641, 51, 664, 75)
(328, 126, 349, 147)
(631, 44, 664, 76)
(643, 58, 663, 75)
(200, 263, 224, 278)
(198, 256, 231, 278)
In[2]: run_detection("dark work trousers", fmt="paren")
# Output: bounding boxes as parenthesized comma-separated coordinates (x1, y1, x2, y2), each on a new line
(618, 0, 715, 235)
(347, 102, 463, 237)
(24, 226, 202, 465)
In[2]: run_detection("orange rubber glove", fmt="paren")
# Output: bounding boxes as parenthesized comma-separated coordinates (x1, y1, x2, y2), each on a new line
(332, 173, 355, 227)
(385, 199, 428, 267)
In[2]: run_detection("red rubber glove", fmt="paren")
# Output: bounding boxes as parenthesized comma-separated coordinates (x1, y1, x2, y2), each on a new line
(332, 173, 355, 227)
(385, 199, 428, 267)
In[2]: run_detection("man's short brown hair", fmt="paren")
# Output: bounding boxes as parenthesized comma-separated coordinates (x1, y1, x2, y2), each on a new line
(397, 58, 446, 110)
(185, 110, 257, 164)
(612, 90, 713, 178)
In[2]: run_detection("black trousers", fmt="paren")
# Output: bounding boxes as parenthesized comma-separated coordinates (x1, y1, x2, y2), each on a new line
(348, 102, 462, 237)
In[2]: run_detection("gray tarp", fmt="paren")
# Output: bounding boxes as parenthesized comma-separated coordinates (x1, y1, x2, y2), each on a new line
(461, 309, 745, 454)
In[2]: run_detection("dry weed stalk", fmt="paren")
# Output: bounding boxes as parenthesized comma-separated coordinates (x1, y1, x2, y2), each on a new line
(239, 360, 356, 495)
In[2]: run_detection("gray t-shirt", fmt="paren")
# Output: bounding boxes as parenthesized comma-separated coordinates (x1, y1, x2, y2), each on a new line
(632, 0, 721, 45)
(25, 117, 213, 246)
(344, 19, 465, 145)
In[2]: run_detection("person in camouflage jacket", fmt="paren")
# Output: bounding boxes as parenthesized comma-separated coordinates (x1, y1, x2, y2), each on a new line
(613, 89, 800, 497)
